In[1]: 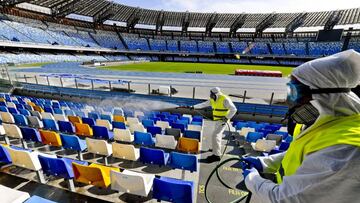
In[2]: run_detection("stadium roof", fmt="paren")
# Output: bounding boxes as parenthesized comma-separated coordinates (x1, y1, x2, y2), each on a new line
(8, 0, 360, 31)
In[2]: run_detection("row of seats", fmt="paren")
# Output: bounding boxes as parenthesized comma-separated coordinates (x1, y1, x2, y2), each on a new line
(0, 145, 194, 202)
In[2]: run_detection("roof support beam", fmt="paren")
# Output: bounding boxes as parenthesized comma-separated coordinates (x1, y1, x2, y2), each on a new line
(156, 10, 165, 33)
(285, 13, 307, 35)
(127, 7, 141, 31)
(324, 10, 342, 30)
(51, 0, 82, 18)
(255, 13, 277, 37)
(229, 14, 247, 37)
(205, 12, 219, 36)
(93, 2, 114, 25)
(181, 11, 190, 35)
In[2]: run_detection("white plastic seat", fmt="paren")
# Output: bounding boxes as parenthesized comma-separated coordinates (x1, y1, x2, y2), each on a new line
(188, 124, 203, 132)
(96, 119, 113, 131)
(27, 116, 44, 128)
(251, 139, 277, 152)
(30, 111, 42, 119)
(86, 138, 112, 157)
(127, 117, 140, 126)
(0, 184, 30, 203)
(6, 102, 16, 109)
(114, 128, 134, 142)
(0, 125, 6, 135)
(155, 134, 177, 149)
(0, 112, 15, 123)
(112, 143, 139, 161)
(41, 112, 55, 120)
(111, 169, 155, 197)
(238, 127, 255, 137)
(129, 123, 146, 134)
(3, 123, 22, 139)
(54, 114, 68, 122)
(156, 121, 170, 130)
(279, 127, 288, 132)
(182, 114, 192, 122)
(134, 111, 144, 118)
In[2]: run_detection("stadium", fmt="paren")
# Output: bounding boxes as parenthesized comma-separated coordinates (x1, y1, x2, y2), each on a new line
(0, 0, 359, 202)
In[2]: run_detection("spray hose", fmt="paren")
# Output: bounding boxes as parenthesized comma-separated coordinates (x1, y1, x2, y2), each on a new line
(176, 106, 251, 203)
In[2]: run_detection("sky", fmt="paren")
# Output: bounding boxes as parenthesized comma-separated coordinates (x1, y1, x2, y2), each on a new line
(113, 0, 360, 13)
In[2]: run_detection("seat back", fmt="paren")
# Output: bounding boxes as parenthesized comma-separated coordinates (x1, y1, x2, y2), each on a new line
(129, 123, 146, 134)
(27, 116, 43, 128)
(183, 130, 201, 142)
(266, 134, 283, 145)
(279, 142, 290, 151)
(19, 109, 30, 116)
(54, 114, 68, 122)
(165, 128, 181, 140)
(39, 130, 62, 147)
(113, 115, 125, 123)
(8, 147, 41, 171)
(127, 117, 140, 125)
(0, 112, 15, 123)
(274, 131, 289, 139)
(82, 117, 95, 127)
(246, 132, 264, 143)
(114, 128, 133, 142)
(20, 127, 41, 142)
(152, 177, 194, 203)
(112, 121, 126, 129)
(96, 119, 113, 131)
(239, 127, 256, 136)
(8, 107, 19, 114)
(3, 123, 22, 138)
(187, 124, 202, 132)
(253, 139, 276, 152)
(155, 134, 177, 149)
(171, 123, 185, 133)
(33, 106, 44, 113)
(147, 126, 162, 136)
(75, 123, 93, 137)
(41, 112, 55, 120)
(30, 111, 42, 119)
(43, 119, 59, 131)
(72, 162, 108, 188)
(134, 131, 155, 146)
(86, 138, 112, 156)
(156, 121, 170, 130)
(13, 114, 28, 126)
(139, 147, 168, 166)
(93, 125, 113, 140)
(88, 112, 99, 120)
(111, 170, 155, 197)
(0, 145, 12, 164)
(177, 137, 199, 153)
(68, 116, 82, 125)
(112, 143, 139, 161)
(38, 155, 73, 179)
(142, 119, 154, 128)
(100, 114, 113, 122)
(169, 152, 197, 172)
(58, 121, 75, 134)
(60, 134, 86, 152)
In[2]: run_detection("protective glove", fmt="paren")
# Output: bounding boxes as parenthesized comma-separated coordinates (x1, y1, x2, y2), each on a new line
(241, 157, 263, 172)
(242, 167, 258, 180)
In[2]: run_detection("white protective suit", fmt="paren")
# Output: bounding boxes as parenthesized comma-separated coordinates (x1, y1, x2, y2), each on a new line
(194, 87, 237, 156)
(245, 49, 360, 203)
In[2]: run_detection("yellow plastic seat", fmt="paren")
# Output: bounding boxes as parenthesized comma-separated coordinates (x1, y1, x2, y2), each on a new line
(39, 130, 62, 147)
(72, 162, 120, 188)
(75, 123, 93, 137)
(177, 137, 200, 153)
(114, 115, 126, 123)
(27, 102, 36, 107)
(33, 106, 44, 113)
(68, 116, 82, 125)
(0, 98, 5, 102)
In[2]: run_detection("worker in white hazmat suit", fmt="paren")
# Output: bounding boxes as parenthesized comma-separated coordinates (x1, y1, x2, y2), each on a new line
(192, 87, 237, 162)
(241, 49, 360, 203)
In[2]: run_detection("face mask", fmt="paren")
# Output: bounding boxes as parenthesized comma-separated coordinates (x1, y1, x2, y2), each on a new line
(210, 92, 217, 101)
(290, 103, 320, 126)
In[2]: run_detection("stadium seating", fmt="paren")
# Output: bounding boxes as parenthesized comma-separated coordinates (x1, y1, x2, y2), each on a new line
(39, 130, 62, 147)
(60, 134, 87, 160)
(177, 137, 200, 153)
(155, 134, 178, 149)
(112, 142, 140, 161)
(111, 170, 155, 197)
(140, 147, 169, 166)
(169, 152, 198, 172)
(152, 176, 194, 203)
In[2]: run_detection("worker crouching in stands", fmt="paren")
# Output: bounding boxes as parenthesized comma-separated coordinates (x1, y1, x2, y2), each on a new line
(241, 49, 360, 202)
(193, 87, 237, 162)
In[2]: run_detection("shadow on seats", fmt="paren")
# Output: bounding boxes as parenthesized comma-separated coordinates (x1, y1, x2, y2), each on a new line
(87, 185, 117, 196)
(118, 160, 144, 169)
(118, 191, 153, 203)
(141, 165, 172, 173)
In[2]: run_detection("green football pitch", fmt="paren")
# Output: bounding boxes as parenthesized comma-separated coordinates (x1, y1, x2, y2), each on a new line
(101, 62, 294, 77)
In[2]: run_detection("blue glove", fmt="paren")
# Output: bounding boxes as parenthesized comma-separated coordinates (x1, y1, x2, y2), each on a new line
(242, 167, 258, 180)
(241, 157, 263, 172)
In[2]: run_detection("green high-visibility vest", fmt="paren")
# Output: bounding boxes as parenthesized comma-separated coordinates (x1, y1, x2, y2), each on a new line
(210, 94, 230, 121)
(276, 114, 360, 183)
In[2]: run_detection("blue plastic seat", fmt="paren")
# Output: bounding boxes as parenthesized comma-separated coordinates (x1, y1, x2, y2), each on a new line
(64, 109, 75, 116)
(44, 106, 54, 114)
(183, 130, 201, 142)
(142, 119, 154, 128)
(180, 117, 190, 124)
(264, 124, 281, 132)
(0, 101, 6, 106)
(15, 104, 24, 110)
(152, 176, 194, 203)
(43, 119, 59, 131)
(24, 195, 56, 203)
(14, 114, 28, 126)
(74, 110, 85, 118)
(149, 117, 160, 123)
(88, 112, 99, 120)
(8, 108, 19, 114)
(60, 134, 87, 152)
(100, 114, 112, 122)
(0, 106, 8, 112)
(134, 131, 155, 146)
(38, 155, 87, 179)
(82, 117, 95, 127)
(246, 132, 264, 143)
(191, 121, 202, 126)
(19, 109, 30, 116)
(284, 135, 293, 143)
(176, 120, 188, 128)
(279, 142, 290, 151)
(93, 125, 114, 140)
(192, 116, 203, 123)
(171, 123, 186, 133)
(0, 145, 12, 164)
(20, 127, 42, 142)
(140, 147, 169, 166)
(169, 152, 197, 172)
(53, 108, 64, 115)
(147, 126, 162, 136)
(275, 131, 289, 139)
(258, 128, 273, 137)
(112, 121, 126, 129)
(58, 121, 75, 134)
